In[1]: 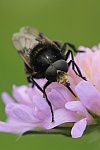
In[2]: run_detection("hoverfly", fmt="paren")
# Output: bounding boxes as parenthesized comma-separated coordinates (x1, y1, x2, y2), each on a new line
(12, 26, 86, 122)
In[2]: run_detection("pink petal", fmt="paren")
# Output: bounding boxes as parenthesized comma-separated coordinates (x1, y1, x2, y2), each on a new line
(91, 54, 100, 76)
(43, 108, 78, 129)
(13, 105, 39, 122)
(5, 103, 19, 118)
(48, 89, 65, 109)
(71, 118, 87, 138)
(46, 82, 74, 101)
(2, 92, 14, 105)
(13, 85, 33, 106)
(55, 86, 74, 102)
(75, 81, 100, 115)
(65, 101, 90, 118)
(32, 95, 51, 120)
(0, 121, 13, 132)
(0, 120, 39, 134)
(6, 104, 40, 122)
(94, 74, 100, 91)
(33, 95, 49, 110)
(33, 107, 47, 120)
(32, 95, 50, 116)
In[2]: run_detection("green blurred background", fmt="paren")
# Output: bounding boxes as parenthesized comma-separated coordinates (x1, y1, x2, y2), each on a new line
(0, 0, 100, 149)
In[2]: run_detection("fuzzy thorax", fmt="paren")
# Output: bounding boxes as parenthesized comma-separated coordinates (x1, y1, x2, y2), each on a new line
(57, 71, 70, 86)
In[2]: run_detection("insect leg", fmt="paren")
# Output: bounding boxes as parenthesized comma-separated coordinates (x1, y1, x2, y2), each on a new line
(64, 50, 75, 73)
(68, 60, 86, 80)
(61, 42, 85, 55)
(64, 49, 74, 61)
(27, 76, 54, 122)
(43, 81, 51, 91)
(43, 81, 54, 122)
(65, 50, 86, 79)
(65, 84, 77, 97)
(27, 76, 44, 92)
(27, 76, 35, 87)
(61, 42, 68, 55)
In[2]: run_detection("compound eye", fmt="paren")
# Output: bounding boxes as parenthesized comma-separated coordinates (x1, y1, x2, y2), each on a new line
(53, 59, 68, 72)
(45, 65, 57, 82)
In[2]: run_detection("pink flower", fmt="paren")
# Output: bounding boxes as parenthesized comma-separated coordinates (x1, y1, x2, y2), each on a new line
(1, 44, 100, 138)
(74, 44, 100, 117)
(76, 81, 100, 116)
(0, 80, 92, 137)
(65, 43, 100, 138)
(69, 44, 100, 86)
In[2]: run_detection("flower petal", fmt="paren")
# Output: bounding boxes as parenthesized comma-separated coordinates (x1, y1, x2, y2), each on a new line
(75, 81, 100, 115)
(32, 95, 51, 120)
(6, 103, 40, 122)
(65, 101, 87, 114)
(47, 83, 74, 101)
(13, 85, 33, 106)
(94, 74, 100, 92)
(43, 108, 78, 129)
(48, 89, 65, 109)
(71, 118, 87, 138)
(0, 120, 39, 134)
(13, 105, 40, 122)
(65, 101, 91, 119)
(33, 95, 50, 115)
(65, 101, 93, 125)
(2, 92, 14, 105)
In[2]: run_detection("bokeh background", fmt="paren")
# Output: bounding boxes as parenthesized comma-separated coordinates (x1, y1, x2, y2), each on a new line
(0, 0, 100, 150)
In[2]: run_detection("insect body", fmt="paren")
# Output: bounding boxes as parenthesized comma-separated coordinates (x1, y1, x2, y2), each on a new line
(12, 26, 86, 122)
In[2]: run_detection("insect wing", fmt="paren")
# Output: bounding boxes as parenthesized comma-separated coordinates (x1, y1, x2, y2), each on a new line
(12, 27, 40, 68)
(20, 26, 40, 38)
(20, 26, 57, 46)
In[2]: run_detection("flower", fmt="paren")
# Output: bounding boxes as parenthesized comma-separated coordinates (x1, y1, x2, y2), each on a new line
(1, 43, 100, 138)
(65, 43, 100, 138)
(73, 47, 100, 136)
(76, 81, 100, 117)
(69, 43, 100, 87)
(0, 80, 93, 137)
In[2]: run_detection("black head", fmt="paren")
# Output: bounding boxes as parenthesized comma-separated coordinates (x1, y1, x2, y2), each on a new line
(45, 59, 69, 83)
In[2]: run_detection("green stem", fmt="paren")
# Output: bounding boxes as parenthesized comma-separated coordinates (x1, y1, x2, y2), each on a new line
(22, 124, 100, 138)
(22, 127, 72, 137)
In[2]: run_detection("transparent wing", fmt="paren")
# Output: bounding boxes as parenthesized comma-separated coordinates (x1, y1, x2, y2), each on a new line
(12, 27, 40, 67)
(20, 26, 40, 38)
(19, 26, 56, 45)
